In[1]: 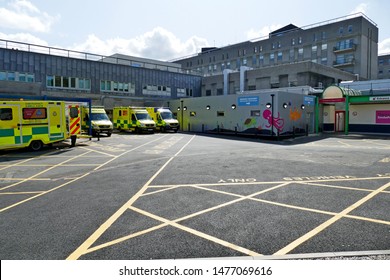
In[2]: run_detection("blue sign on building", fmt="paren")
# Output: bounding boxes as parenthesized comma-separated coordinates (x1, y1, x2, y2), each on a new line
(238, 96, 259, 106)
(304, 96, 316, 106)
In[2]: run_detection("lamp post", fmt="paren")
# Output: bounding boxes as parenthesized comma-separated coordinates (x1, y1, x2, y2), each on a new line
(180, 100, 184, 131)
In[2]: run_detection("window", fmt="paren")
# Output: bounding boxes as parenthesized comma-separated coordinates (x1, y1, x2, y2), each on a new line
(277, 51, 282, 61)
(270, 53, 275, 62)
(348, 25, 353, 33)
(0, 71, 6, 80)
(291, 38, 295, 46)
(63, 77, 69, 88)
(251, 110, 261, 117)
(55, 76, 61, 87)
(7, 72, 15, 81)
(298, 37, 302, 44)
(46, 75, 54, 87)
(23, 108, 47, 120)
(46, 75, 90, 91)
(322, 43, 328, 50)
(206, 89, 211, 96)
(339, 27, 344, 35)
(312, 46, 317, 53)
(70, 107, 79, 118)
(322, 31, 326, 40)
(0, 108, 13, 121)
(298, 48, 304, 60)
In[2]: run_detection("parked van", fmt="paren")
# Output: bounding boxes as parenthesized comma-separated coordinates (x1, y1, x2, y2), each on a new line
(113, 107, 156, 133)
(146, 107, 179, 132)
(81, 106, 113, 137)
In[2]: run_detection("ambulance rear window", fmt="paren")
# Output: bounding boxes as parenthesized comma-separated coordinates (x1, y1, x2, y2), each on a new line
(23, 108, 47, 119)
(0, 108, 13, 121)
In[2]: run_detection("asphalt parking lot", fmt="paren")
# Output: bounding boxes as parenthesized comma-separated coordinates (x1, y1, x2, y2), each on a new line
(0, 132, 389, 260)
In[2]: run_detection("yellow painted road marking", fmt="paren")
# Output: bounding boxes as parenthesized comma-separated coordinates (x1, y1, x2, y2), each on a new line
(130, 206, 262, 257)
(67, 135, 196, 260)
(84, 182, 290, 256)
(93, 134, 169, 171)
(379, 157, 390, 163)
(0, 150, 55, 171)
(0, 151, 92, 191)
(0, 191, 43, 195)
(149, 175, 390, 188)
(273, 181, 390, 255)
(0, 135, 168, 212)
(0, 178, 50, 181)
(0, 173, 91, 213)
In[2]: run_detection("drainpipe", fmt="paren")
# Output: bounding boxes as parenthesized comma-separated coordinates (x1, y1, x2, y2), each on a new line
(223, 69, 233, 95)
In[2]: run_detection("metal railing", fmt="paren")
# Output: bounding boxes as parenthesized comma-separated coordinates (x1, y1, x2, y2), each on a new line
(0, 38, 188, 74)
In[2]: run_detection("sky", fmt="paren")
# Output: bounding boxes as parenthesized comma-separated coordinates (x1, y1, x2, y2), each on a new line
(0, 0, 389, 61)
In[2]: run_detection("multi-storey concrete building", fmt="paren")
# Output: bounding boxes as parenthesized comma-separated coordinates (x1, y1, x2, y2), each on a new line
(378, 53, 390, 80)
(173, 13, 378, 96)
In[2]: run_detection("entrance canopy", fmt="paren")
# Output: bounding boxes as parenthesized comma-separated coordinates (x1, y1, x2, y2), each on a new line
(320, 85, 362, 104)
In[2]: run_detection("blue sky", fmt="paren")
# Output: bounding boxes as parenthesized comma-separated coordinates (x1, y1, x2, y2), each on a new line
(0, 0, 389, 60)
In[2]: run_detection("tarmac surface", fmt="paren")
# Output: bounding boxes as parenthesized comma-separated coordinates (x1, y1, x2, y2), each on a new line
(0, 132, 389, 260)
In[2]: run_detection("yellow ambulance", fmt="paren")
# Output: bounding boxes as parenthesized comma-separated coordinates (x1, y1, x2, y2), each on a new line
(146, 107, 179, 132)
(81, 106, 113, 137)
(0, 100, 81, 151)
(113, 107, 156, 133)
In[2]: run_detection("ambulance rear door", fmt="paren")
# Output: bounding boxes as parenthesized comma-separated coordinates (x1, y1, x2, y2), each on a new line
(48, 102, 65, 141)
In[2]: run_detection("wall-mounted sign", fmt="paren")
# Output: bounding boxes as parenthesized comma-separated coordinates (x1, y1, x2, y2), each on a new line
(370, 96, 390, 102)
(238, 96, 259, 106)
(376, 110, 390, 124)
(319, 98, 345, 104)
(304, 96, 316, 106)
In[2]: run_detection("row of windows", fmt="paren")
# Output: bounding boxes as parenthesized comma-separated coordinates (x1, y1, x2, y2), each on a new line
(203, 46, 331, 73)
(188, 23, 355, 67)
(0, 71, 34, 82)
(46, 75, 91, 90)
(378, 58, 390, 65)
(101, 80, 135, 94)
(142, 84, 172, 97)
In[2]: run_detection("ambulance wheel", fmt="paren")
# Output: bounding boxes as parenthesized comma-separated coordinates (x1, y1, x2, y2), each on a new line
(30, 140, 43, 151)
(107, 132, 112, 137)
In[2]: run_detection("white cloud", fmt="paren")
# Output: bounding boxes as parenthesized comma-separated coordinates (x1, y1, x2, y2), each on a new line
(379, 38, 390, 54)
(71, 27, 209, 61)
(246, 24, 283, 40)
(0, 32, 48, 46)
(0, 0, 59, 33)
(350, 3, 368, 14)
